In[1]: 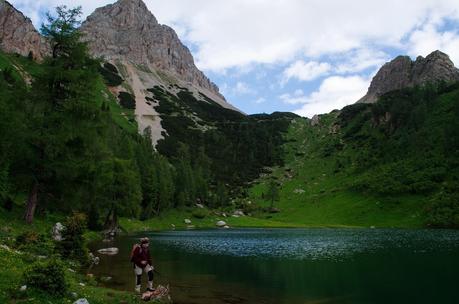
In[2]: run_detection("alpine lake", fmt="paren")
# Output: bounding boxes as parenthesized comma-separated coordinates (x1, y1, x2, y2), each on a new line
(89, 228, 459, 304)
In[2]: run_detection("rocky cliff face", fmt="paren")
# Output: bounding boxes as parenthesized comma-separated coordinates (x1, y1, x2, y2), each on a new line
(0, 0, 49, 60)
(80, 0, 228, 105)
(358, 50, 459, 103)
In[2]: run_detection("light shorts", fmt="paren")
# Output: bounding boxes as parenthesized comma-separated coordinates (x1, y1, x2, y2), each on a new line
(134, 264, 153, 275)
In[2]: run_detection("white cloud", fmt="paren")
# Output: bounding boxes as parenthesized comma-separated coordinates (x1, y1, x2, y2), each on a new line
(291, 75, 371, 118)
(335, 49, 390, 74)
(10, 0, 459, 73)
(220, 81, 256, 96)
(282, 60, 331, 83)
(145, 0, 459, 72)
(254, 97, 266, 104)
(234, 81, 255, 95)
(408, 22, 459, 66)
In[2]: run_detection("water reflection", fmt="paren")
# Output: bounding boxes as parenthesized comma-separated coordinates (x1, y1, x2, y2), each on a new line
(90, 228, 459, 304)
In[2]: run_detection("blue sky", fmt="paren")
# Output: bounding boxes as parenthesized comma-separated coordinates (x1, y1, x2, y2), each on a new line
(10, 0, 459, 117)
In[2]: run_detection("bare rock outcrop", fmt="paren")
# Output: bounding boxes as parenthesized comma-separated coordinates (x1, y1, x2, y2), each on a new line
(358, 50, 459, 103)
(80, 0, 226, 104)
(0, 0, 49, 60)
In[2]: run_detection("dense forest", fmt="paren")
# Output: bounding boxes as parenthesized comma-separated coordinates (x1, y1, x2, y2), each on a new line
(0, 7, 292, 228)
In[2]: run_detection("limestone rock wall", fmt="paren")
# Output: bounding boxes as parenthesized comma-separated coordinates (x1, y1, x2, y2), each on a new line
(359, 50, 459, 103)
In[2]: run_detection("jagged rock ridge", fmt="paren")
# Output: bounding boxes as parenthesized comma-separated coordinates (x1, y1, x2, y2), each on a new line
(80, 0, 228, 105)
(0, 0, 49, 60)
(358, 50, 459, 103)
(0, 0, 242, 147)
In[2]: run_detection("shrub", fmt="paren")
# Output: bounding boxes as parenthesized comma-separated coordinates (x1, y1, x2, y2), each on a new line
(425, 186, 459, 228)
(1, 195, 13, 211)
(192, 208, 209, 219)
(57, 212, 89, 263)
(118, 92, 136, 109)
(99, 62, 123, 86)
(15, 231, 40, 245)
(15, 231, 54, 256)
(22, 259, 68, 296)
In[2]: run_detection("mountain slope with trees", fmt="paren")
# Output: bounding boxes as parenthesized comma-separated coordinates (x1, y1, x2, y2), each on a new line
(249, 82, 459, 228)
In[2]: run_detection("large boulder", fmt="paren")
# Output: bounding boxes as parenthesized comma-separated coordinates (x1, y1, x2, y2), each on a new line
(216, 220, 226, 227)
(233, 210, 245, 216)
(73, 299, 90, 304)
(52, 222, 65, 241)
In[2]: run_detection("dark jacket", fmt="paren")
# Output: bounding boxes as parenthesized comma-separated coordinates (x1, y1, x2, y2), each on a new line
(132, 245, 152, 268)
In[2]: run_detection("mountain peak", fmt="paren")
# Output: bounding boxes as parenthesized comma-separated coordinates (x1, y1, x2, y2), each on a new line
(86, 0, 158, 26)
(80, 0, 225, 100)
(358, 50, 459, 103)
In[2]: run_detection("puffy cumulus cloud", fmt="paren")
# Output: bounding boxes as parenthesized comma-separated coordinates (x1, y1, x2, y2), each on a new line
(145, 0, 459, 72)
(291, 76, 370, 118)
(10, 0, 459, 73)
(335, 49, 390, 74)
(279, 89, 308, 105)
(408, 22, 459, 66)
(282, 60, 331, 83)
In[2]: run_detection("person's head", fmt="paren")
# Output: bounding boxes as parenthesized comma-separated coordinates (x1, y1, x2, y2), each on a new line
(140, 237, 149, 248)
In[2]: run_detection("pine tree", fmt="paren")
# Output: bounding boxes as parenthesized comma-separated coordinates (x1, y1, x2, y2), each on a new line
(266, 179, 280, 210)
(23, 6, 101, 223)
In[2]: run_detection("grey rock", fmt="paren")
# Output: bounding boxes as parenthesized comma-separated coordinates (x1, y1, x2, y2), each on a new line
(0, 0, 50, 60)
(184, 219, 192, 224)
(80, 0, 224, 101)
(73, 299, 89, 304)
(216, 220, 226, 227)
(100, 276, 112, 282)
(311, 115, 320, 126)
(97, 247, 119, 255)
(359, 50, 459, 103)
(52, 222, 65, 241)
(233, 210, 245, 216)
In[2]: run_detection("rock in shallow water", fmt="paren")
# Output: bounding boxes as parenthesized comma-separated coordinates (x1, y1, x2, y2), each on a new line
(97, 247, 119, 255)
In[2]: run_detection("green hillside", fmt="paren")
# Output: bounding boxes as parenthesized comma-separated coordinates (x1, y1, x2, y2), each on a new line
(248, 83, 459, 228)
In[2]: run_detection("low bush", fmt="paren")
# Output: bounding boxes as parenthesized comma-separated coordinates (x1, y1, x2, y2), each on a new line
(192, 208, 209, 219)
(15, 231, 54, 256)
(57, 212, 89, 264)
(22, 259, 68, 296)
(425, 185, 459, 228)
(118, 92, 136, 109)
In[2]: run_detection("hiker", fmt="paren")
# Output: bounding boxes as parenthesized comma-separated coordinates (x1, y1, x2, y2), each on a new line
(130, 237, 154, 293)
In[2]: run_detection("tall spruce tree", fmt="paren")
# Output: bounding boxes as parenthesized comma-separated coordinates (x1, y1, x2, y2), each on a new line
(23, 6, 101, 223)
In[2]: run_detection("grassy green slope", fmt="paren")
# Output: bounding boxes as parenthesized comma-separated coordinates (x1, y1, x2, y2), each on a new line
(248, 83, 459, 228)
(249, 117, 424, 228)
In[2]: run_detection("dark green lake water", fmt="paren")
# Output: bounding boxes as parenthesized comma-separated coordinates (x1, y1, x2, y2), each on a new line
(89, 228, 459, 304)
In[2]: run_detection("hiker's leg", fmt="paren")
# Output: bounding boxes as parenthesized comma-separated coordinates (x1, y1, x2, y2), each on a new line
(146, 265, 154, 290)
(134, 265, 142, 292)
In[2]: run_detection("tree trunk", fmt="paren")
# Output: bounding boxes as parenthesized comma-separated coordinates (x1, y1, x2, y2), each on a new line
(24, 182, 39, 224)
